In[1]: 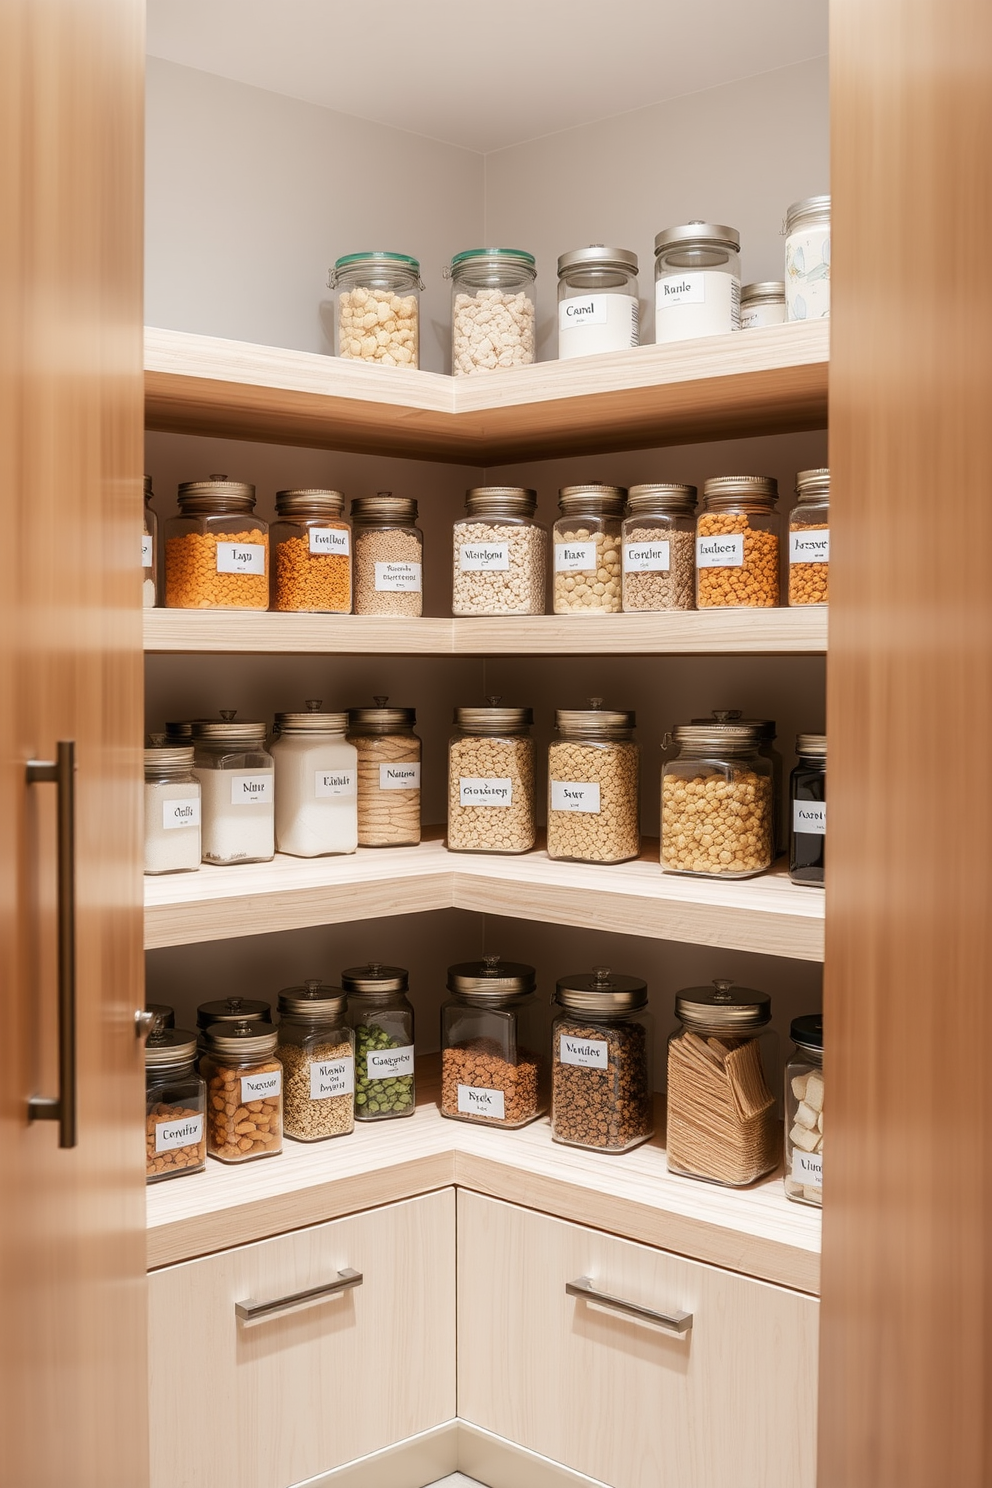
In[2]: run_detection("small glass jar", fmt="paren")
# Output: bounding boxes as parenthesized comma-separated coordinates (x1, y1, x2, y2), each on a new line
(342, 963, 416, 1120)
(271, 489, 351, 613)
(447, 701, 535, 855)
(145, 1027, 206, 1183)
(144, 744, 201, 875)
(447, 248, 537, 375)
(452, 486, 546, 617)
(143, 474, 158, 608)
(790, 733, 826, 886)
(557, 245, 639, 360)
(547, 702, 639, 865)
(200, 1020, 283, 1163)
(740, 282, 787, 329)
(270, 702, 358, 859)
(164, 475, 268, 611)
(667, 979, 778, 1187)
(347, 697, 421, 848)
(551, 968, 654, 1153)
(330, 251, 423, 366)
(785, 1014, 823, 1205)
(696, 475, 780, 608)
(788, 468, 829, 606)
(351, 493, 423, 617)
(661, 724, 774, 878)
(277, 980, 355, 1143)
(191, 714, 274, 866)
(440, 957, 547, 1129)
(552, 484, 625, 615)
(785, 196, 831, 321)
(621, 484, 697, 612)
(654, 221, 741, 344)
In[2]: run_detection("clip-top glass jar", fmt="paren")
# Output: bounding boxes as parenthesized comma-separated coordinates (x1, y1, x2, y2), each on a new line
(200, 1020, 283, 1163)
(785, 1013, 823, 1205)
(447, 701, 535, 855)
(662, 723, 774, 878)
(271, 489, 351, 613)
(271, 702, 358, 859)
(192, 714, 274, 865)
(277, 980, 355, 1143)
(654, 221, 741, 344)
(557, 245, 639, 359)
(165, 475, 268, 611)
(551, 968, 654, 1153)
(330, 251, 423, 366)
(145, 1026, 206, 1183)
(740, 282, 787, 329)
(696, 475, 780, 608)
(348, 697, 421, 847)
(143, 474, 158, 607)
(440, 957, 547, 1129)
(452, 487, 546, 616)
(351, 493, 423, 617)
(342, 963, 416, 1121)
(788, 468, 829, 606)
(553, 484, 625, 614)
(144, 744, 201, 875)
(621, 484, 697, 612)
(447, 248, 536, 375)
(785, 196, 830, 321)
(790, 733, 826, 886)
(547, 701, 639, 865)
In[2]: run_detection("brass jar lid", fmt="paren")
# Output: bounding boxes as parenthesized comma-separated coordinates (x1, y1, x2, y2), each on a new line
(675, 978, 770, 1031)
(177, 474, 256, 512)
(277, 979, 348, 1018)
(795, 468, 830, 501)
(274, 700, 348, 734)
(202, 1020, 279, 1058)
(702, 475, 778, 508)
(796, 733, 827, 758)
(455, 697, 533, 733)
(275, 489, 346, 518)
(554, 967, 648, 1014)
(555, 698, 634, 736)
(558, 484, 626, 518)
(196, 996, 271, 1030)
(341, 962, 409, 995)
(446, 956, 536, 999)
(348, 696, 416, 732)
(192, 711, 268, 745)
(626, 484, 697, 514)
(350, 493, 419, 524)
(464, 486, 537, 518)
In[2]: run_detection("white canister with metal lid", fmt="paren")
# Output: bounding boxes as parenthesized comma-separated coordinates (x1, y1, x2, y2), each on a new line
(654, 221, 741, 343)
(557, 245, 639, 359)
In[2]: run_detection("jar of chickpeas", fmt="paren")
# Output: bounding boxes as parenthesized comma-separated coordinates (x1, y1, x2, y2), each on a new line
(547, 701, 639, 865)
(447, 701, 535, 855)
(695, 475, 780, 608)
(552, 485, 625, 614)
(788, 468, 829, 606)
(661, 723, 774, 878)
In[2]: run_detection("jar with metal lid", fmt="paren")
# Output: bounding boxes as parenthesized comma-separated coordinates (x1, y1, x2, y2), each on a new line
(144, 744, 201, 875)
(145, 1026, 206, 1182)
(196, 995, 271, 1047)
(692, 709, 784, 854)
(200, 1021, 282, 1162)
(271, 489, 351, 613)
(447, 700, 535, 855)
(191, 713, 274, 865)
(621, 484, 697, 612)
(440, 957, 547, 1129)
(342, 963, 416, 1120)
(270, 701, 358, 858)
(654, 221, 741, 344)
(661, 724, 774, 878)
(446, 248, 536, 375)
(164, 475, 268, 610)
(696, 475, 780, 608)
(548, 702, 639, 865)
(785, 196, 830, 321)
(143, 475, 158, 607)
(785, 1014, 823, 1205)
(276, 980, 355, 1142)
(452, 487, 546, 616)
(788, 468, 829, 606)
(351, 493, 423, 617)
(330, 251, 423, 366)
(790, 734, 826, 886)
(146, 1002, 175, 1029)
(347, 697, 421, 847)
(557, 245, 639, 360)
(551, 968, 654, 1153)
(740, 282, 787, 329)
(552, 484, 625, 614)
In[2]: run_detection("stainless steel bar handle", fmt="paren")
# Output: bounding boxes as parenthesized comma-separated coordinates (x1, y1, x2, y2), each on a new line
(235, 1268, 363, 1325)
(26, 741, 77, 1149)
(566, 1276, 692, 1336)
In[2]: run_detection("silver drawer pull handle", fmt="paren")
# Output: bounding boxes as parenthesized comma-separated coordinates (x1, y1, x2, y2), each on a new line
(566, 1276, 692, 1336)
(236, 1268, 363, 1325)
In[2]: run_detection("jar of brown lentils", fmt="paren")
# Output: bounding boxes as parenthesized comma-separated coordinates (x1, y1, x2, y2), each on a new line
(695, 475, 780, 608)
(551, 968, 654, 1153)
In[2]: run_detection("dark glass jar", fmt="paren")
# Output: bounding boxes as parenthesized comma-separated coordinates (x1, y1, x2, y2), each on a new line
(145, 1027, 206, 1183)
(440, 957, 547, 1129)
(790, 734, 826, 886)
(342, 962, 416, 1120)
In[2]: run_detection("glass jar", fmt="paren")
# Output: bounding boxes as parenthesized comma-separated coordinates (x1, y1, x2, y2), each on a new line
(692, 709, 784, 855)
(447, 701, 535, 855)
(790, 733, 826, 886)
(785, 1014, 823, 1205)
(661, 724, 774, 878)
(785, 196, 831, 321)
(552, 484, 625, 614)
(556, 245, 639, 359)
(330, 251, 423, 366)
(347, 697, 421, 848)
(270, 702, 357, 858)
(342, 963, 416, 1120)
(740, 282, 787, 329)
(351, 493, 423, 617)
(447, 248, 536, 376)
(277, 979, 355, 1142)
(143, 474, 158, 608)
(547, 702, 639, 865)
(144, 744, 201, 875)
(196, 995, 271, 1035)
(200, 1020, 283, 1163)
(621, 484, 697, 612)
(551, 968, 654, 1153)
(271, 489, 351, 613)
(696, 475, 780, 608)
(440, 957, 547, 1129)
(654, 221, 741, 344)
(191, 714, 274, 865)
(164, 475, 268, 611)
(145, 1027, 206, 1183)
(788, 468, 829, 606)
(667, 979, 778, 1187)
(452, 486, 546, 617)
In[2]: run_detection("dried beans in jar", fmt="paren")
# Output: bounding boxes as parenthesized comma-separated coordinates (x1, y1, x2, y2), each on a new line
(440, 957, 546, 1128)
(551, 969, 654, 1153)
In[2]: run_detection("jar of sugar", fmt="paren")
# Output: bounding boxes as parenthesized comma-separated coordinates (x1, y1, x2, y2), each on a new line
(654, 221, 741, 344)
(143, 743, 201, 874)
(270, 702, 358, 859)
(191, 713, 274, 866)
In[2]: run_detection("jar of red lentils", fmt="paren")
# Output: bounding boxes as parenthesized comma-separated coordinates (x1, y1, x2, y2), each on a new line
(165, 475, 269, 610)
(271, 489, 352, 613)
(695, 475, 780, 609)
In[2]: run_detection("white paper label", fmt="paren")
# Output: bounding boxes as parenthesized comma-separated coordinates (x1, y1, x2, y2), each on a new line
(551, 781, 601, 814)
(366, 1045, 415, 1079)
(457, 1084, 505, 1119)
(154, 1113, 204, 1152)
(142, 535, 154, 568)
(310, 1056, 354, 1100)
(558, 294, 639, 357)
(230, 772, 273, 805)
(216, 542, 266, 575)
(559, 1035, 609, 1069)
(793, 800, 826, 836)
(791, 1149, 823, 1186)
(554, 541, 598, 572)
(696, 534, 744, 568)
(379, 762, 421, 790)
(241, 1069, 282, 1102)
(308, 527, 351, 556)
(790, 529, 830, 564)
(459, 543, 510, 572)
(623, 540, 671, 573)
(314, 768, 357, 798)
(162, 797, 200, 831)
(656, 272, 739, 342)
(459, 777, 512, 807)
(740, 302, 787, 329)
(559, 294, 609, 328)
(374, 561, 422, 592)
(658, 274, 706, 307)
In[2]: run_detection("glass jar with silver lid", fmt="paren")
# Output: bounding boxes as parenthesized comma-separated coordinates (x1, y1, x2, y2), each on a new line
(452, 487, 546, 617)
(654, 221, 741, 344)
(788, 468, 830, 606)
(145, 1026, 206, 1183)
(785, 1013, 824, 1205)
(547, 701, 640, 865)
(621, 484, 697, 612)
(695, 475, 780, 609)
(661, 723, 774, 878)
(557, 245, 639, 359)
(784, 196, 830, 321)
(551, 968, 654, 1153)
(200, 1020, 283, 1163)
(440, 956, 547, 1129)
(447, 700, 535, 855)
(191, 713, 274, 866)
(553, 484, 625, 614)
(740, 281, 787, 329)
(144, 743, 201, 875)
(270, 701, 358, 859)
(347, 697, 421, 847)
(276, 980, 355, 1143)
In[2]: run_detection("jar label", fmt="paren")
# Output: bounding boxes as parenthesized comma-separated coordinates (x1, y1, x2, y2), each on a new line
(380, 762, 421, 790)
(154, 1113, 204, 1152)
(374, 560, 422, 592)
(162, 797, 200, 830)
(793, 800, 826, 835)
(315, 768, 357, 798)
(790, 529, 830, 563)
(559, 1035, 609, 1069)
(141, 534, 154, 568)
(741, 303, 787, 329)
(559, 295, 639, 356)
(241, 1069, 282, 1102)
(559, 294, 609, 328)
(216, 542, 266, 576)
(696, 534, 744, 568)
(623, 540, 671, 573)
(656, 272, 739, 343)
(366, 1045, 415, 1079)
(791, 1148, 823, 1186)
(230, 772, 273, 805)
(551, 781, 601, 814)
(310, 1056, 354, 1100)
(459, 543, 510, 572)
(459, 777, 513, 807)
(457, 1084, 505, 1119)
(554, 541, 598, 572)
(309, 527, 351, 557)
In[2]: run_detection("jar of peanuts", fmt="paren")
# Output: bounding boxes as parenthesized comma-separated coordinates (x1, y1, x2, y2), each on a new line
(667, 978, 778, 1187)
(788, 468, 829, 605)
(351, 493, 423, 617)
(142, 474, 158, 607)
(551, 968, 654, 1153)
(440, 956, 547, 1129)
(553, 484, 626, 614)
(271, 489, 351, 613)
(330, 251, 423, 367)
(164, 475, 269, 610)
(342, 963, 416, 1121)
(191, 714, 274, 865)
(695, 475, 780, 609)
(270, 702, 358, 859)
(447, 700, 536, 855)
(446, 248, 536, 376)
(276, 980, 355, 1143)
(785, 1013, 823, 1205)
(145, 1024, 206, 1183)
(661, 723, 774, 878)
(621, 484, 697, 612)
(200, 1019, 283, 1164)
(347, 697, 421, 847)
(452, 486, 546, 616)
(547, 701, 639, 865)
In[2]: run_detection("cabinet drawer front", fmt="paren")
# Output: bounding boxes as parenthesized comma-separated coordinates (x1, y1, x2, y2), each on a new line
(457, 1191, 817, 1488)
(150, 1189, 455, 1488)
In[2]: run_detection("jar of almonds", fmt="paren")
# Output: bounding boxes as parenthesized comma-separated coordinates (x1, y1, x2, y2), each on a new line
(788, 468, 829, 606)
(661, 723, 774, 878)
(347, 697, 421, 847)
(200, 1020, 283, 1164)
(452, 486, 546, 616)
(621, 483, 697, 612)
(145, 1024, 206, 1183)
(271, 488, 352, 613)
(330, 251, 423, 367)
(276, 980, 355, 1143)
(440, 957, 547, 1129)
(351, 493, 423, 617)
(547, 701, 639, 865)
(785, 1013, 823, 1205)
(342, 963, 416, 1120)
(695, 475, 780, 608)
(447, 701, 535, 855)
(551, 968, 654, 1153)
(553, 484, 625, 614)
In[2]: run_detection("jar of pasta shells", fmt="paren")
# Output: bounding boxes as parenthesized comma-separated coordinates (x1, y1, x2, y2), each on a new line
(552, 485, 625, 614)
(330, 251, 423, 366)
(785, 1013, 823, 1205)
(447, 701, 535, 855)
(351, 493, 423, 617)
(695, 475, 780, 608)
(200, 1020, 283, 1164)
(551, 968, 654, 1153)
(164, 475, 269, 611)
(788, 468, 829, 606)
(621, 484, 697, 612)
(440, 957, 547, 1129)
(661, 724, 773, 878)
(277, 980, 355, 1143)
(347, 697, 421, 847)
(547, 701, 639, 865)
(452, 486, 546, 616)
(271, 489, 352, 613)
(145, 1025, 206, 1183)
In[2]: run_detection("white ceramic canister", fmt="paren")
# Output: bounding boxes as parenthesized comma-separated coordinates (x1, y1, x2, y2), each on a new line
(740, 282, 787, 329)
(556, 245, 639, 359)
(654, 221, 741, 344)
(785, 196, 831, 321)
(271, 702, 358, 858)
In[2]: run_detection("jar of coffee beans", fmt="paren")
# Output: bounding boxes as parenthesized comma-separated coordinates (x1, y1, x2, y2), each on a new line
(276, 979, 355, 1143)
(551, 968, 654, 1153)
(440, 956, 547, 1129)
(342, 962, 416, 1120)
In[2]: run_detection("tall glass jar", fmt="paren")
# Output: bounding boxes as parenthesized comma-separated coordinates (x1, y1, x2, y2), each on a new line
(557, 245, 639, 359)
(785, 1014, 823, 1205)
(144, 744, 201, 875)
(692, 709, 784, 855)
(440, 957, 547, 1129)
(661, 724, 774, 878)
(552, 484, 625, 614)
(740, 282, 787, 329)
(145, 1027, 206, 1183)
(271, 489, 351, 613)
(342, 963, 416, 1121)
(447, 702, 535, 854)
(164, 475, 268, 611)
(447, 248, 536, 375)
(788, 468, 829, 606)
(351, 493, 423, 617)
(191, 714, 274, 865)
(347, 697, 421, 847)
(654, 221, 741, 343)
(200, 1020, 283, 1163)
(143, 474, 158, 607)
(277, 980, 355, 1143)
(547, 702, 639, 865)
(551, 968, 654, 1153)
(621, 484, 697, 612)
(790, 733, 826, 886)
(696, 475, 780, 608)
(330, 251, 423, 366)
(452, 486, 546, 616)
(785, 196, 831, 321)
(667, 979, 778, 1187)
(271, 702, 357, 859)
